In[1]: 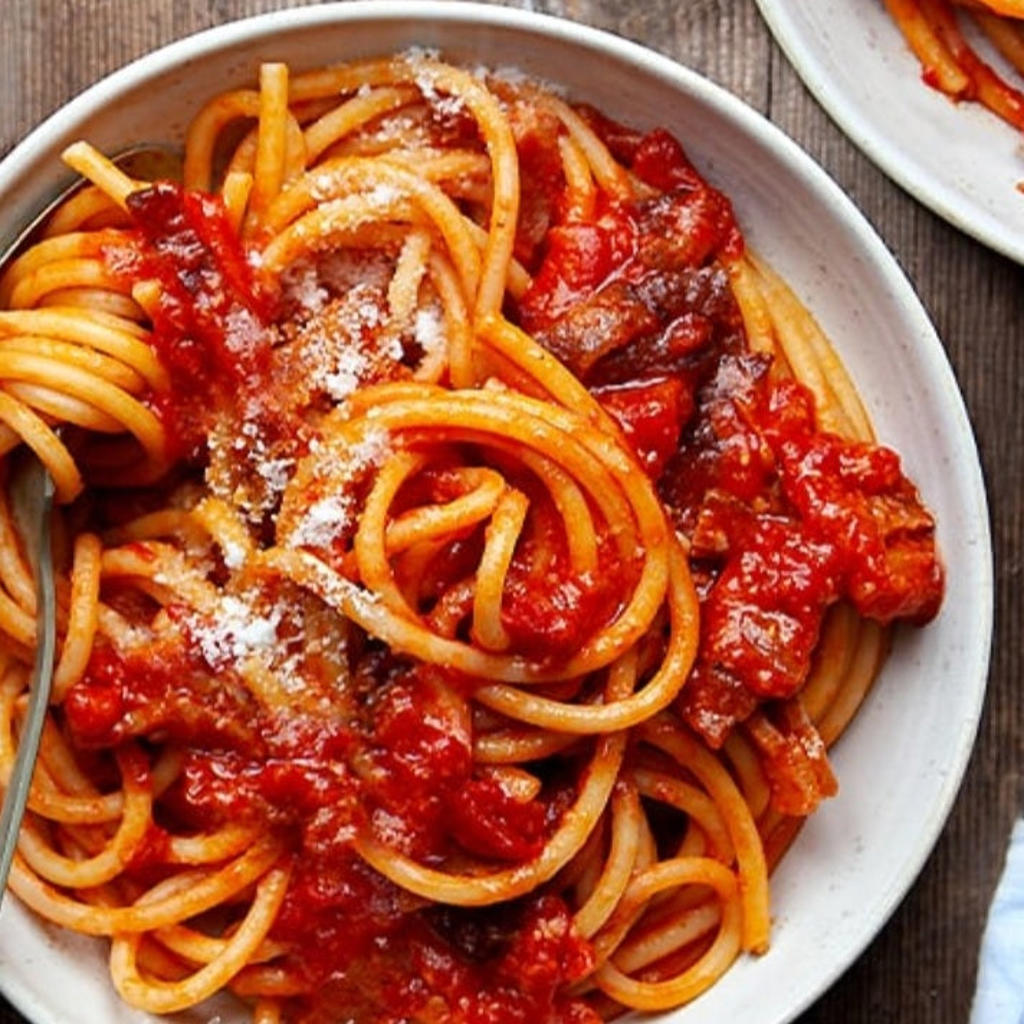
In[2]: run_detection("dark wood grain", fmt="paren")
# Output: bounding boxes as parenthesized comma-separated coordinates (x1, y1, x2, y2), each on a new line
(1, 1, 1020, 1022)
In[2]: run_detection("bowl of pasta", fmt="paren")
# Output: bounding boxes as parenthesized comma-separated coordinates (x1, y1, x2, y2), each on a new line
(0, 4, 991, 1024)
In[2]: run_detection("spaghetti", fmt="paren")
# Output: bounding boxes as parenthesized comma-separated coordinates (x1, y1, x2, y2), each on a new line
(0, 53, 943, 1023)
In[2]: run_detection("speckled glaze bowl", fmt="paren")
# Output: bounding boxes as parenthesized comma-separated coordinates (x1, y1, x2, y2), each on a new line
(755, 0, 1024, 264)
(0, 5, 992, 1023)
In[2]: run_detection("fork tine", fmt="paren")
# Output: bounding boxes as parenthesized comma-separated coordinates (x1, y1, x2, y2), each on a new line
(0, 143, 183, 277)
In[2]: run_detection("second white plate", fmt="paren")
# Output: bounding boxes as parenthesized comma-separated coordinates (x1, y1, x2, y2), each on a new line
(756, 0, 1024, 263)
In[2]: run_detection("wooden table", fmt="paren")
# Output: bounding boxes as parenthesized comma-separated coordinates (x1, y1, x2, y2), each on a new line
(0, 1, 1019, 1022)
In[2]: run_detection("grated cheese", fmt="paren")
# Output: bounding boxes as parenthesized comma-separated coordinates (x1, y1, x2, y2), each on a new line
(221, 306, 266, 358)
(283, 262, 329, 313)
(221, 540, 247, 570)
(364, 183, 403, 209)
(186, 593, 282, 671)
(286, 427, 390, 551)
(323, 345, 369, 402)
(413, 305, 446, 358)
(289, 495, 354, 549)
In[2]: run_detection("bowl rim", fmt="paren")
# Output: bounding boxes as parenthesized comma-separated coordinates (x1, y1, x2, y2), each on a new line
(0, 4, 994, 1023)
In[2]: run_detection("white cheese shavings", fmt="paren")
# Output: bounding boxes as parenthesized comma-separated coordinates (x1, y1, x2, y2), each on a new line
(283, 262, 329, 313)
(290, 495, 354, 549)
(347, 426, 391, 471)
(257, 455, 295, 496)
(309, 173, 339, 203)
(221, 307, 268, 359)
(371, 808, 409, 847)
(286, 428, 390, 551)
(413, 305, 446, 357)
(364, 183, 402, 209)
(320, 251, 393, 293)
(383, 332, 405, 362)
(323, 346, 369, 402)
(285, 262, 395, 406)
(221, 540, 247, 570)
(294, 549, 381, 617)
(187, 593, 282, 671)
(470, 61, 568, 96)
(402, 45, 441, 62)
(416, 70, 466, 117)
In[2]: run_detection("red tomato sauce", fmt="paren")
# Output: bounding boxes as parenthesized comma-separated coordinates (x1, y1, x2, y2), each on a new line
(63, 635, 591, 1016)
(118, 183, 278, 461)
(519, 113, 942, 747)
(292, 897, 597, 1024)
(660, 353, 942, 744)
(500, 552, 623, 661)
(66, 101, 944, 1022)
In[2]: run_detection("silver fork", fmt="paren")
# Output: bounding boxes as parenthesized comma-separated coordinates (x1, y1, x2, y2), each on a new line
(0, 143, 180, 905)
(0, 457, 55, 902)
(0, 143, 182, 264)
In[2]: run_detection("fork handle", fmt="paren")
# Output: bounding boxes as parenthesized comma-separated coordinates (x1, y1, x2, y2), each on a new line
(0, 469, 56, 904)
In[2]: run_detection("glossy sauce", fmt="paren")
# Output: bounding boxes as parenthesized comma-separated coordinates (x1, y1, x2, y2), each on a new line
(522, 112, 942, 748)
(122, 183, 277, 460)
(66, 99, 944, 1023)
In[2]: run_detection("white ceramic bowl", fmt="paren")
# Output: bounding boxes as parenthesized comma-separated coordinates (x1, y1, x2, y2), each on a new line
(755, 0, 1024, 264)
(0, 5, 993, 1023)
